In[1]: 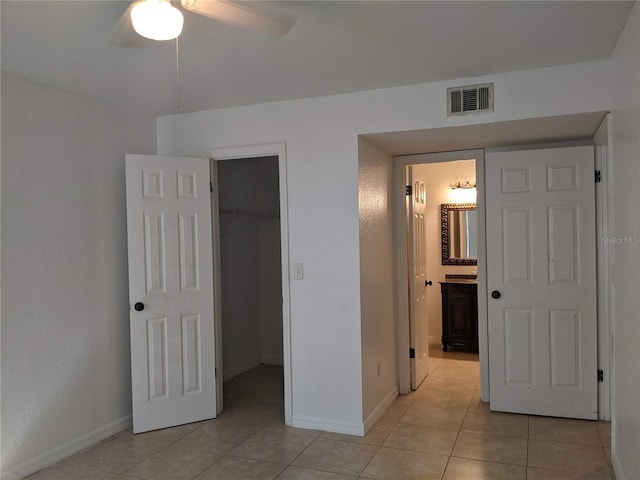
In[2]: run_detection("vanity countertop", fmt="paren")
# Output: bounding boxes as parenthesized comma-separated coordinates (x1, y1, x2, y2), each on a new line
(440, 279, 477, 284)
(441, 274, 477, 284)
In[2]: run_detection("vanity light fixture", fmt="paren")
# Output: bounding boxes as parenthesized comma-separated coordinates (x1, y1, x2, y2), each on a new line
(451, 180, 476, 189)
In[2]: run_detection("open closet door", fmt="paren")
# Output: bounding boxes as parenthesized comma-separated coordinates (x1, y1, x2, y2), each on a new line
(126, 154, 217, 433)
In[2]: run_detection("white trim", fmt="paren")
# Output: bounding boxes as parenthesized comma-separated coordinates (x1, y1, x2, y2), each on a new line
(1, 415, 131, 480)
(394, 159, 410, 394)
(594, 114, 611, 421)
(208, 143, 284, 161)
(612, 451, 624, 480)
(475, 150, 489, 401)
(291, 414, 365, 436)
(485, 139, 593, 153)
(363, 386, 398, 433)
(209, 160, 224, 415)
(260, 357, 284, 366)
(207, 142, 293, 427)
(394, 149, 487, 400)
(223, 358, 262, 382)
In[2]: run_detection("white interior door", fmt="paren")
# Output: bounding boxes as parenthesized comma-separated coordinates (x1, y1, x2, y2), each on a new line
(486, 145, 597, 419)
(126, 154, 217, 433)
(408, 166, 429, 390)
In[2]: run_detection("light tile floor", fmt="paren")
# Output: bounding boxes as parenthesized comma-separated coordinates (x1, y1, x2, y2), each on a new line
(26, 348, 614, 480)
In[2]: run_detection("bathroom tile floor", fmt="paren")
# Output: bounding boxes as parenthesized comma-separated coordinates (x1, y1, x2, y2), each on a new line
(26, 346, 614, 480)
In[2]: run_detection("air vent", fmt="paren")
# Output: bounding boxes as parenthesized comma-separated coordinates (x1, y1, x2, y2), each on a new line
(447, 83, 494, 116)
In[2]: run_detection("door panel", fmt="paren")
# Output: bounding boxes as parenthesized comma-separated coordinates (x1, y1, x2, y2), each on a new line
(486, 145, 597, 419)
(501, 207, 531, 282)
(408, 167, 429, 389)
(126, 154, 217, 433)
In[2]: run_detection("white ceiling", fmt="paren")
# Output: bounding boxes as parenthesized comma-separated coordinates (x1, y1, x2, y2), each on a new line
(1, 1, 633, 117)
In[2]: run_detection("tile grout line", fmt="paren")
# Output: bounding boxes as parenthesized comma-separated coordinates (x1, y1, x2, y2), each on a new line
(439, 389, 473, 480)
(117, 422, 217, 480)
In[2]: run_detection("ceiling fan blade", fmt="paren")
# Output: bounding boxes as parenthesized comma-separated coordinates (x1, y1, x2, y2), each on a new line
(110, 2, 156, 48)
(180, 0, 295, 37)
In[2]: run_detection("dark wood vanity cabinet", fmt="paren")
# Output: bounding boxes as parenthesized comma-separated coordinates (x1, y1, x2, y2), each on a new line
(440, 281, 478, 352)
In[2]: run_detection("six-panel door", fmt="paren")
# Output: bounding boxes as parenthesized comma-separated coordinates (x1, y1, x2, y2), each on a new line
(408, 166, 429, 390)
(126, 154, 217, 433)
(486, 146, 598, 419)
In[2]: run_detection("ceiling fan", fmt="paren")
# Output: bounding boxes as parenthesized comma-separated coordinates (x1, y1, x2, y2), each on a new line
(112, 0, 296, 46)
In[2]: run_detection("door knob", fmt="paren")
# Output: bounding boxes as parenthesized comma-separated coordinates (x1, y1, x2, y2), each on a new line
(425, 280, 433, 286)
(491, 290, 501, 299)
(134, 302, 145, 312)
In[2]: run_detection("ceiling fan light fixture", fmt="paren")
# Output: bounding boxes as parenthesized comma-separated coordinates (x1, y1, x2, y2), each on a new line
(131, 0, 184, 41)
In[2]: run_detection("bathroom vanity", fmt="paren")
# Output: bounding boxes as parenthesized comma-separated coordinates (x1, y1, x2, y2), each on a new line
(439, 277, 478, 352)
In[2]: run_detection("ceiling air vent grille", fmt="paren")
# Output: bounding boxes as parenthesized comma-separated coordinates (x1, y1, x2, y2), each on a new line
(447, 83, 494, 116)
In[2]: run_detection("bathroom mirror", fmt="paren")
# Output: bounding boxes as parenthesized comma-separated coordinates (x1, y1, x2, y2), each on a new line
(441, 203, 478, 265)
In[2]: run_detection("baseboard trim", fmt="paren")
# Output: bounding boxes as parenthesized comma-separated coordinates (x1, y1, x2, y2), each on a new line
(428, 336, 441, 346)
(611, 450, 624, 480)
(363, 386, 398, 433)
(223, 358, 261, 381)
(259, 357, 284, 366)
(2, 415, 132, 480)
(291, 414, 365, 436)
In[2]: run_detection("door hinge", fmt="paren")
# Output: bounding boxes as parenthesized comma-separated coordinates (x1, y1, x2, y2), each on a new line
(598, 369, 604, 382)
(595, 170, 601, 183)
(406, 185, 413, 196)
(215, 368, 218, 379)
(210, 181, 214, 193)
(409, 348, 415, 359)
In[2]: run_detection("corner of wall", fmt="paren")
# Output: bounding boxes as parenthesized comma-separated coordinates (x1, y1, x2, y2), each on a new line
(610, 3, 640, 480)
(291, 414, 366, 437)
(363, 386, 398, 433)
(357, 137, 399, 422)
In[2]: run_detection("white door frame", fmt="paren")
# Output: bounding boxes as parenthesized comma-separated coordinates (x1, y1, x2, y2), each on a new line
(594, 114, 612, 421)
(207, 142, 293, 426)
(394, 149, 488, 399)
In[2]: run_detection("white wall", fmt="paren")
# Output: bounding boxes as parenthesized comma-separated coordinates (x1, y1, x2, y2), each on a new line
(610, 3, 640, 479)
(217, 156, 282, 381)
(156, 60, 612, 433)
(414, 160, 477, 343)
(358, 138, 397, 425)
(1, 73, 157, 478)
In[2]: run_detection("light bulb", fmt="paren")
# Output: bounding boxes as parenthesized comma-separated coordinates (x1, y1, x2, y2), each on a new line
(449, 187, 477, 204)
(131, 0, 184, 41)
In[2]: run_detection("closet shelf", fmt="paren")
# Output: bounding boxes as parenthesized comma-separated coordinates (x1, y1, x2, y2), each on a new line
(219, 208, 280, 218)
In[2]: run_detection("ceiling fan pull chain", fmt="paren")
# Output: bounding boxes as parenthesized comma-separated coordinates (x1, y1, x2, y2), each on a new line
(175, 36, 181, 111)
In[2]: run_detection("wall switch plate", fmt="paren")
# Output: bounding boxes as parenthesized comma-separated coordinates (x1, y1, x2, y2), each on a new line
(294, 263, 304, 280)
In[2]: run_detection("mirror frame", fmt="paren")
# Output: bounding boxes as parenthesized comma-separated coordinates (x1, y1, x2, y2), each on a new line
(441, 203, 478, 266)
